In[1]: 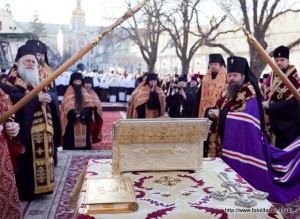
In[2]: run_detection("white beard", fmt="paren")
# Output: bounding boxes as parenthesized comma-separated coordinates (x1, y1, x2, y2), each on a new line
(18, 64, 40, 87)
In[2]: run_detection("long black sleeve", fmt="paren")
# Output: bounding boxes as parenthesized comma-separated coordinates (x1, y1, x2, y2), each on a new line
(147, 91, 160, 110)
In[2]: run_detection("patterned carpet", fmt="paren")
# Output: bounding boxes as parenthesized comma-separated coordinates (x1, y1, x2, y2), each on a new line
(21, 111, 123, 218)
(91, 111, 123, 150)
(22, 150, 112, 219)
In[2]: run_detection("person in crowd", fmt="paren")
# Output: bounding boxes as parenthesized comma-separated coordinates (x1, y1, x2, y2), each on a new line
(193, 54, 227, 156)
(25, 39, 61, 166)
(83, 76, 103, 147)
(195, 53, 227, 118)
(0, 88, 23, 218)
(166, 76, 195, 118)
(124, 74, 136, 102)
(126, 72, 148, 119)
(76, 63, 85, 73)
(186, 75, 199, 97)
(108, 72, 119, 102)
(60, 72, 94, 150)
(2, 45, 56, 200)
(207, 55, 300, 203)
(99, 72, 110, 102)
(262, 45, 300, 149)
(133, 72, 165, 118)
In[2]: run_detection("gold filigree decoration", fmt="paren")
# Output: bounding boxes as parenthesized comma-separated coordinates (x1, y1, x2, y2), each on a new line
(36, 166, 46, 183)
(236, 91, 246, 101)
(132, 144, 188, 155)
(153, 176, 183, 186)
(276, 87, 289, 99)
(34, 132, 44, 144)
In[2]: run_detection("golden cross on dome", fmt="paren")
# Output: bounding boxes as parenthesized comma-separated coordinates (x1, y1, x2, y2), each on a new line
(231, 59, 234, 64)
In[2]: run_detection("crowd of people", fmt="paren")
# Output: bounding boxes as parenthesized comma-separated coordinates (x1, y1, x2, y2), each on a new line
(0, 39, 300, 218)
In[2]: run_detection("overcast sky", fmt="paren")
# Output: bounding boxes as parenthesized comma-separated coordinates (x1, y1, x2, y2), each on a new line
(0, 0, 127, 26)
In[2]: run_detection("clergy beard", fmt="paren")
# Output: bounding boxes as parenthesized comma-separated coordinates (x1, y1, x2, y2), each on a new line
(72, 84, 84, 112)
(18, 64, 39, 87)
(281, 66, 289, 73)
(211, 72, 218, 79)
(226, 82, 243, 99)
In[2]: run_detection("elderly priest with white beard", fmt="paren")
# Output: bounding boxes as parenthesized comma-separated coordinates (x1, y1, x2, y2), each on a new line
(0, 44, 58, 201)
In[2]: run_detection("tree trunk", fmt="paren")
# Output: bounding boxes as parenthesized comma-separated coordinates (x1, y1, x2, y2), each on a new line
(148, 64, 155, 72)
(181, 60, 190, 76)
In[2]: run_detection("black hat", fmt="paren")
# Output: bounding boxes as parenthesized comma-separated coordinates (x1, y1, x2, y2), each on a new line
(25, 40, 45, 53)
(178, 75, 187, 82)
(25, 40, 49, 65)
(14, 45, 37, 62)
(146, 72, 158, 81)
(227, 56, 248, 75)
(142, 72, 148, 77)
(209, 53, 226, 66)
(274, 45, 289, 59)
(69, 72, 83, 85)
(83, 76, 93, 84)
(77, 63, 85, 72)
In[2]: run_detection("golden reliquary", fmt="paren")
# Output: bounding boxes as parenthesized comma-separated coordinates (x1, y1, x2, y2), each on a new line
(112, 118, 211, 175)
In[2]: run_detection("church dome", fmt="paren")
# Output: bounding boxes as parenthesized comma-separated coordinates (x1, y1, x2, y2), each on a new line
(72, 0, 85, 18)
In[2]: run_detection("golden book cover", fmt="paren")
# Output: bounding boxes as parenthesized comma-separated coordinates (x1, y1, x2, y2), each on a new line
(85, 177, 138, 214)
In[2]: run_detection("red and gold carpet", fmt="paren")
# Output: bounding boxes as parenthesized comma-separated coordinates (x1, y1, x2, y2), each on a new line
(21, 150, 112, 219)
(91, 111, 123, 150)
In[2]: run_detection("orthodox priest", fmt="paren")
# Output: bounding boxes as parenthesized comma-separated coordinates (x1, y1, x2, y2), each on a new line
(195, 53, 227, 118)
(133, 73, 165, 118)
(60, 72, 94, 150)
(83, 76, 103, 145)
(166, 76, 195, 118)
(2, 45, 56, 201)
(263, 45, 300, 149)
(208, 56, 300, 203)
(126, 72, 147, 119)
(25, 39, 61, 165)
(0, 88, 22, 218)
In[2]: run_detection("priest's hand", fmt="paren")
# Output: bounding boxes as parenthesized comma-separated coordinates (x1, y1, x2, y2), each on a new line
(178, 89, 186, 100)
(39, 93, 52, 103)
(208, 109, 220, 119)
(150, 85, 156, 92)
(5, 122, 20, 137)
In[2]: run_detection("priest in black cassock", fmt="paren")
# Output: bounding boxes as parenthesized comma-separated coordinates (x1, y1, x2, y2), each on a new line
(60, 72, 94, 150)
(167, 76, 196, 118)
(2, 44, 57, 200)
(262, 45, 300, 149)
(133, 73, 165, 118)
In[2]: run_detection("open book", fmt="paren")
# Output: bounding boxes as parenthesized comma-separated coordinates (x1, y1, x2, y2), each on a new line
(85, 177, 138, 214)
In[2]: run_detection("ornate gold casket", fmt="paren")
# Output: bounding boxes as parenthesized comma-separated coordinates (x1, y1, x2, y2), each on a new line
(112, 118, 211, 175)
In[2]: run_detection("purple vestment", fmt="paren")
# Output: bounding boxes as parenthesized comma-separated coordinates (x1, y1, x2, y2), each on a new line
(222, 98, 300, 203)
